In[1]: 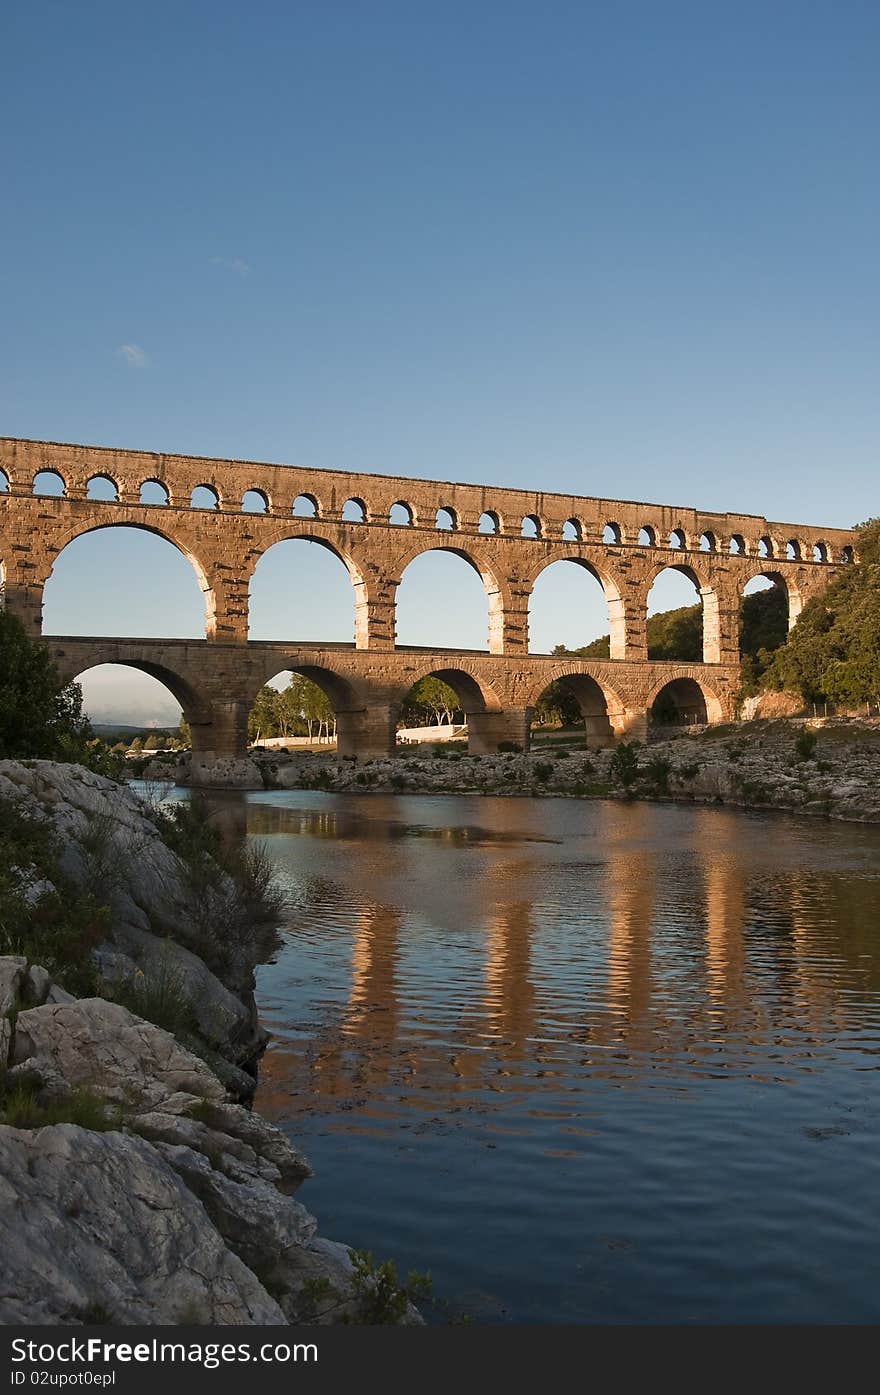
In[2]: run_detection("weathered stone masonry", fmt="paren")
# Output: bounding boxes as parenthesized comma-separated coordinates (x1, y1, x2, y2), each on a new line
(0, 437, 856, 774)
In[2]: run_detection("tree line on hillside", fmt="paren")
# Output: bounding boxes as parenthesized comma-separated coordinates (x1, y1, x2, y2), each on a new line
(759, 518, 880, 707)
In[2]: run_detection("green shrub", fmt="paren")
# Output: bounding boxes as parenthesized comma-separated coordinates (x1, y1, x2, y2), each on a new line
(645, 757, 671, 792)
(346, 1250, 432, 1326)
(795, 729, 818, 761)
(609, 741, 641, 787)
(533, 760, 554, 782)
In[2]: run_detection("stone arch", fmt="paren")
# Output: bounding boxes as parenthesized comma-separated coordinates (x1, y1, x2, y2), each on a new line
(647, 674, 725, 727)
(840, 544, 854, 564)
(242, 488, 269, 514)
(478, 510, 501, 535)
(389, 500, 415, 526)
(397, 662, 503, 715)
(742, 567, 803, 630)
(247, 657, 373, 759)
(245, 663, 362, 748)
(645, 559, 720, 663)
(785, 539, 802, 561)
(521, 513, 543, 539)
(69, 657, 211, 726)
(341, 497, 368, 523)
(729, 534, 746, 555)
(435, 506, 457, 531)
(527, 555, 624, 658)
(394, 541, 504, 651)
(139, 478, 170, 505)
(638, 525, 657, 546)
(33, 469, 66, 497)
(395, 663, 504, 755)
(699, 531, 717, 552)
(602, 521, 622, 544)
(248, 531, 367, 643)
(292, 492, 319, 518)
(562, 518, 582, 542)
(526, 666, 628, 749)
(0, 466, 9, 493)
(812, 540, 829, 563)
(191, 484, 220, 510)
(668, 528, 686, 549)
(85, 474, 119, 502)
(41, 521, 215, 638)
(246, 657, 361, 714)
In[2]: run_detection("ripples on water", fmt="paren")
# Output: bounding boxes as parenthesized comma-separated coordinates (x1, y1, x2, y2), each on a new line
(213, 792, 880, 1323)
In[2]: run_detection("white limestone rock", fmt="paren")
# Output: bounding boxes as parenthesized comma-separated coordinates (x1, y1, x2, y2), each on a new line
(12, 999, 226, 1112)
(0, 1124, 284, 1325)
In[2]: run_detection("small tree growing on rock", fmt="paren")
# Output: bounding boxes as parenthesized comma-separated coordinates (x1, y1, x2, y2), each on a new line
(609, 740, 641, 788)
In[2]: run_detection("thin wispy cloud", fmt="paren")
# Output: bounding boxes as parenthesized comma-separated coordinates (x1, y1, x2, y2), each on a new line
(211, 255, 251, 276)
(118, 343, 146, 367)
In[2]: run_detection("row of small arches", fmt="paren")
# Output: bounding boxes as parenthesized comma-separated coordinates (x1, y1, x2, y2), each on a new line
(3, 468, 852, 564)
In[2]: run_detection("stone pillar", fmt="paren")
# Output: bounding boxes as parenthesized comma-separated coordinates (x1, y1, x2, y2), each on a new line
(609, 597, 647, 661)
(702, 587, 739, 664)
(354, 586, 396, 650)
(468, 708, 531, 754)
(189, 698, 250, 769)
(583, 713, 615, 748)
(337, 705, 398, 760)
(610, 708, 649, 743)
(495, 579, 531, 654)
(205, 567, 249, 643)
(1, 558, 46, 635)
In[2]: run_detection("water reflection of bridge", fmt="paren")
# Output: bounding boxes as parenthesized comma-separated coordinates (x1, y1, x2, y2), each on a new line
(253, 801, 877, 1119)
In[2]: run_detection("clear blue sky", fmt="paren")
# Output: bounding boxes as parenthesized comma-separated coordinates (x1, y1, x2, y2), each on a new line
(2, 2, 878, 722)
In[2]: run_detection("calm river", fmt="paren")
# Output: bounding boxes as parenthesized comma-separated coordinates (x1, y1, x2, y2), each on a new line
(214, 791, 880, 1323)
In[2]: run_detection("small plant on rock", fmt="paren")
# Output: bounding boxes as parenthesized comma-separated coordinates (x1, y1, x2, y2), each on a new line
(609, 741, 641, 788)
(346, 1250, 432, 1325)
(795, 729, 818, 761)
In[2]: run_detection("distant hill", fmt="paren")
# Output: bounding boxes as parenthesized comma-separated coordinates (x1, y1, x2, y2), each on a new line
(92, 723, 172, 742)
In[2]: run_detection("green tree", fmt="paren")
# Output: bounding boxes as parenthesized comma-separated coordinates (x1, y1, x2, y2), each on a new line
(403, 677, 461, 726)
(738, 585, 790, 694)
(248, 686, 282, 743)
(0, 608, 92, 759)
(760, 519, 880, 707)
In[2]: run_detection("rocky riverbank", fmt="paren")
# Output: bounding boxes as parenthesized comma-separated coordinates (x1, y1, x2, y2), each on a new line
(146, 718, 880, 824)
(0, 761, 420, 1325)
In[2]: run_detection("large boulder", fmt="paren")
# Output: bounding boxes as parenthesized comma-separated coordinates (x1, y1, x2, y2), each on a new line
(94, 924, 256, 1057)
(0, 1124, 284, 1325)
(12, 999, 226, 1113)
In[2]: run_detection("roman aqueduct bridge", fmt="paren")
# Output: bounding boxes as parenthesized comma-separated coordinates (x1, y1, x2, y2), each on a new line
(0, 437, 857, 775)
